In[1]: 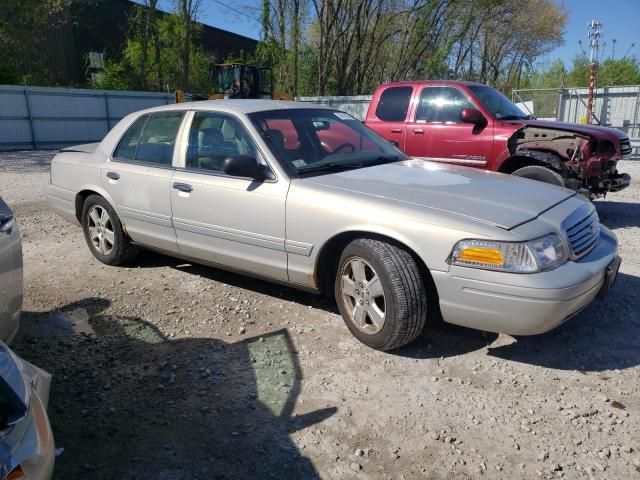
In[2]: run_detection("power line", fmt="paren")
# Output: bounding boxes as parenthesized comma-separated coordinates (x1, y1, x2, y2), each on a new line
(209, 0, 262, 25)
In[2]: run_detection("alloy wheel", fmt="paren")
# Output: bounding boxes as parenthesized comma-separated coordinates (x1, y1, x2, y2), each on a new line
(340, 256, 386, 335)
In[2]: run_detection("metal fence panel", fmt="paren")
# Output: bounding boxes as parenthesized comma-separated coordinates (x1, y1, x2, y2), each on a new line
(296, 95, 372, 120)
(0, 85, 174, 151)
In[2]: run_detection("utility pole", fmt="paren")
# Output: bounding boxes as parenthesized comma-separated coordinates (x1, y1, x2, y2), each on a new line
(586, 20, 603, 124)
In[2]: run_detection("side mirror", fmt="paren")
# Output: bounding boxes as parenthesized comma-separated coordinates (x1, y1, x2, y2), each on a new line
(223, 155, 272, 180)
(460, 108, 486, 126)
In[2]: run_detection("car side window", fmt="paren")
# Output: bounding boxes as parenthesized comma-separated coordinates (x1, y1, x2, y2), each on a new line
(186, 112, 259, 173)
(415, 87, 474, 123)
(113, 115, 148, 161)
(375, 86, 413, 122)
(113, 111, 184, 165)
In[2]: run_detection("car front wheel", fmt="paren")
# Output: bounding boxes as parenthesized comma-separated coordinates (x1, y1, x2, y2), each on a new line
(335, 238, 427, 351)
(81, 195, 138, 265)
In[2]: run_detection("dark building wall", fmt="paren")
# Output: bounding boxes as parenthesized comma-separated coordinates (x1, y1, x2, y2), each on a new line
(45, 0, 258, 85)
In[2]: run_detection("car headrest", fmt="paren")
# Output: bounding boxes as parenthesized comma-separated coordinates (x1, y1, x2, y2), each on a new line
(264, 129, 285, 153)
(199, 128, 224, 148)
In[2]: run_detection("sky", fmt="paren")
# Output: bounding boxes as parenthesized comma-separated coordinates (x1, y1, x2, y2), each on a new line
(145, 0, 640, 66)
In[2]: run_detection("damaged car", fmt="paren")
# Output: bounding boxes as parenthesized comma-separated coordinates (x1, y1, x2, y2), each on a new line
(365, 81, 631, 198)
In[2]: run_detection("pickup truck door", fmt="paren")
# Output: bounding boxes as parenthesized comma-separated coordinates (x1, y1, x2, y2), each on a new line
(170, 111, 289, 281)
(365, 85, 414, 149)
(100, 111, 185, 253)
(404, 86, 493, 168)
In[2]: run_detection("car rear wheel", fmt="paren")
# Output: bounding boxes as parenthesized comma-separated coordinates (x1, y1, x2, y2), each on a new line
(335, 238, 427, 351)
(82, 195, 138, 265)
(512, 165, 565, 187)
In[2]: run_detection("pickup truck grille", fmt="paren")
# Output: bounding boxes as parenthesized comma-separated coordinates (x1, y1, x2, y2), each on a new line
(620, 138, 632, 157)
(563, 206, 600, 259)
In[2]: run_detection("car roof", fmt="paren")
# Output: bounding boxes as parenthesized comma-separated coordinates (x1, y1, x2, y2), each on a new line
(137, 99, 334, 116)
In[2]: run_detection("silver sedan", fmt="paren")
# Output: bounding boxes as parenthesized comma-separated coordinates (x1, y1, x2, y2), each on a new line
(0, 197, 22, 343)
(46, 101, 620, 350)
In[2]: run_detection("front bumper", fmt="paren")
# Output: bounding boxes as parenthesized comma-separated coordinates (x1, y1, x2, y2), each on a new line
(432, 226, 619, 335)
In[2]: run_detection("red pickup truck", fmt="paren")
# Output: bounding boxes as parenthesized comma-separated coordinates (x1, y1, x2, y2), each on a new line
(365, 81, 631, 198)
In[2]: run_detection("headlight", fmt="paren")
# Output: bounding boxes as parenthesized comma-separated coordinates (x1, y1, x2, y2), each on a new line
(450, 233, 568, 273)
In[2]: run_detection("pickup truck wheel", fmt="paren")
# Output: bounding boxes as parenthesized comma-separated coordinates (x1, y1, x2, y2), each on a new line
(81, 195, 138, 266)
(512, 165, 565, 187)
(335, 238, 427, 351)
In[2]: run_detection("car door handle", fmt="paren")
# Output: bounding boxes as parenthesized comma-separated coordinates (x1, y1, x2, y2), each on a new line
(390, 128, 403, 133)
(412, 129, 424, 135)
(0, 215, 15, 234)
(173, 182, 193, 193)
(106, 171, 120, 180)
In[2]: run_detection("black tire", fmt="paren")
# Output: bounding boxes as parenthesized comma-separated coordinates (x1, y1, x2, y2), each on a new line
(81, 194, 138, 265)
(512, 165, 565, 187)
(334, 238, 428, 351)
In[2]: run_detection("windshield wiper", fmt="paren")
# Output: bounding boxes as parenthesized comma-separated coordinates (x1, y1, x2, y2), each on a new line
(297, 155, 401, 175)
(499, 115, 529, 120)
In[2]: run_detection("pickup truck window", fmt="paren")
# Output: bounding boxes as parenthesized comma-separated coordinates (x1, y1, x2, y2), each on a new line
(113, 112, 185, 165)
(375, 86, 412, 122)
(186, 112, 259, 173)
(415, 87, 474, 123)
(468, 85, 529, 120)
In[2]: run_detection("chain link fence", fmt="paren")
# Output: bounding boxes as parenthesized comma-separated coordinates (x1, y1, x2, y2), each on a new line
(512, 85, 640, 158)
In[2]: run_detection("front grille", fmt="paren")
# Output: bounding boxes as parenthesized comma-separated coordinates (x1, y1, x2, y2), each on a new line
(563, 205, 600, 259)
(620, 138, 632, 157)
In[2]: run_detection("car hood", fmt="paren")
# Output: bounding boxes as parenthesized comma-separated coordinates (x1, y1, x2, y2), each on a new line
(303, 159, 574, 230)
(504, 119, 627, 141)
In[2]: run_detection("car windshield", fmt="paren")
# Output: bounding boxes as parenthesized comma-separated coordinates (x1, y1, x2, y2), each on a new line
(468, 85, 530, 120)
(248, 108, 406, 175)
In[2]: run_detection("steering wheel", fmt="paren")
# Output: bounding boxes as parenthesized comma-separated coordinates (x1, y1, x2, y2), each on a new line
(333, 142, 356, 154)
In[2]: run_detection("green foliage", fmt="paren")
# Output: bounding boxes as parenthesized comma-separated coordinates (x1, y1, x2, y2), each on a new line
(524, 55, 640, 89)
(92, 5, 214, 92)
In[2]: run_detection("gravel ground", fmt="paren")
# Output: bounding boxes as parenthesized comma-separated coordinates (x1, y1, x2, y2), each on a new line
(1, 151, 639, 480)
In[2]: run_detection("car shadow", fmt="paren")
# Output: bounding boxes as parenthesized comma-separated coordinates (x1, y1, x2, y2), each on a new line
(133, 251, 497, 359)
(486, 272, 640, 372)
(132, 250, 338, 314)
(14, 298, 336, 480)
(392, 321, 499, 359)
(594, 200, 640, 229)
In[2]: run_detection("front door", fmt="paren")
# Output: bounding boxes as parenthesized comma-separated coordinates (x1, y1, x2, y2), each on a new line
(170, 111, 289, 281)
(100, 111, 185, 252)
(404, 86, 494, 168)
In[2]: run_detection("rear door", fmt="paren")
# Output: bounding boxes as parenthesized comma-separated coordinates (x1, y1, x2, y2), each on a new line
(100, 111, 186, 252)
(365, 86, 413, 149)
(0, 198, 22, 343)
(404, 86, 493, 168)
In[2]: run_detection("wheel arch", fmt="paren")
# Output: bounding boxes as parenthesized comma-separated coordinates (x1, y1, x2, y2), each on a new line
(498, 151, 564, 174)
(314, 230, 440, 313)
(74, 186, 118, 224)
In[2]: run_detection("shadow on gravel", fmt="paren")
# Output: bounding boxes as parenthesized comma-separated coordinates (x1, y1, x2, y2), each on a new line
(594, 200, 640, 230)
(487, 272, 640, 372)
(392, 322, 499, 360)
(14, 298, 336, 480)
(134, 250, 338, 312)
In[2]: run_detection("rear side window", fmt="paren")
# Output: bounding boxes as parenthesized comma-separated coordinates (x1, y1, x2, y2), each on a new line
(375, 86, 412, 122)
(113, 111, 185, 165)
(113, 115, 147, 161)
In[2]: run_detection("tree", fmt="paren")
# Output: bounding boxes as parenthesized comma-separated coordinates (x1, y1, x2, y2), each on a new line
(175, 0, 205, 90)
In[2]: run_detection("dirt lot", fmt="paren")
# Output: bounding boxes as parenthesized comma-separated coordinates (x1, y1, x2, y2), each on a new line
(1, 151, 639, 480)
